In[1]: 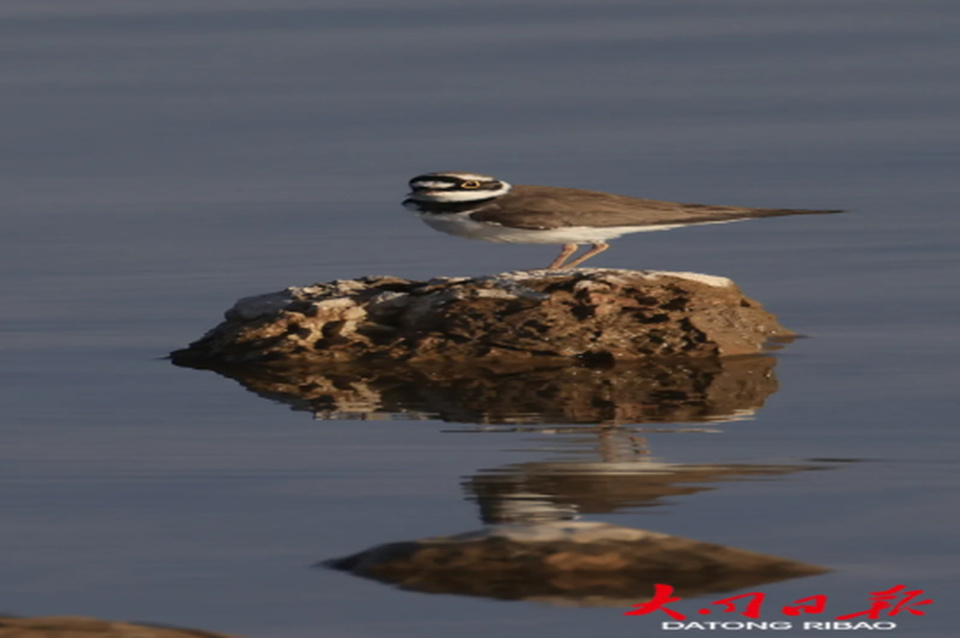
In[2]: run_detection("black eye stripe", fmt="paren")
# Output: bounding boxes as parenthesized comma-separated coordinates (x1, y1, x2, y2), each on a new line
(410, 174, 461, 186)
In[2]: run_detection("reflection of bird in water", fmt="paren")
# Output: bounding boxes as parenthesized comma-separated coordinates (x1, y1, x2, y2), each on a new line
(597, 427, 651, 463)
(465, 442, 824, 525)
(467, 427, 654, 524)
(404, 171, 842, 269)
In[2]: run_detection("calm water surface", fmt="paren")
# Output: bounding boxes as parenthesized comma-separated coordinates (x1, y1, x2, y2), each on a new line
(1, 1, 958, 636)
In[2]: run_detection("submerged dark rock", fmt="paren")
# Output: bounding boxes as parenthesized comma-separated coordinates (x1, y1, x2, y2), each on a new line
(171, 269, 793, 366)
(323, 521, 828, 606)
(0, 616, 241, 638)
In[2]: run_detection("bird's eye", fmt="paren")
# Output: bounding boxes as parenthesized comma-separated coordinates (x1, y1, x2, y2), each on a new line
(461, 180, 482, 189)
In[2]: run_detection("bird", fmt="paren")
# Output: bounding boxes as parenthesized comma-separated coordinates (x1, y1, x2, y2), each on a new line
(402, 172, 843, 269)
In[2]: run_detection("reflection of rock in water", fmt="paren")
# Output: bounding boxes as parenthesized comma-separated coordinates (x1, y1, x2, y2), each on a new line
(180, 355, 779, 425)
(324, 522, 827, 607)
(466, 460, 826, 524)
(0, 616, 241, 638)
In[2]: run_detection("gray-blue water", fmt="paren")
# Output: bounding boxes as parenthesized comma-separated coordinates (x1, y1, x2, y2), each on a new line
(1, 1, 958, 636)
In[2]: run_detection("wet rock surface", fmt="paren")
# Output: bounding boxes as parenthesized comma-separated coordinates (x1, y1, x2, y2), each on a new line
(171, 269, 793, 366)
(0, 616, 240, 638)
(324, 521, 827, 606)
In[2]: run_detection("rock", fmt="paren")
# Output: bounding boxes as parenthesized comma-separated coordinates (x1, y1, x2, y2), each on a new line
(323, 521, 828, 606)
(171, 269, 793, 366)
(0, 616, 241, 638)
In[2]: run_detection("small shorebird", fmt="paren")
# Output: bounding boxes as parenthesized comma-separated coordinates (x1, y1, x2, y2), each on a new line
(403, 172, 842, 269)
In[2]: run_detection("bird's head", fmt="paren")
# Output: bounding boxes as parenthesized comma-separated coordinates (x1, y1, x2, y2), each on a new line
(406, 172, 511, 203)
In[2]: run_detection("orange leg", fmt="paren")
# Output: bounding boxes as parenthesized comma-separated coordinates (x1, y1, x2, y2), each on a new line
(546, 243, 579, 269)
(563, 242, 609, 268)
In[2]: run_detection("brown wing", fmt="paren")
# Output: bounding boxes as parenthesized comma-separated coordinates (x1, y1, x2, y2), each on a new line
(470, 185, 842, 230)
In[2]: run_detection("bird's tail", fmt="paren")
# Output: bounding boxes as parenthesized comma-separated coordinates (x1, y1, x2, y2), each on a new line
(750, 207, 846, 217)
